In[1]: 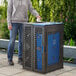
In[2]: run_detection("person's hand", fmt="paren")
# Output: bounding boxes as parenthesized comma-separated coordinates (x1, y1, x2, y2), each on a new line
(37, 16, 41, 19)
(8, 25, 12, 30)
(36, 16, 42, 22)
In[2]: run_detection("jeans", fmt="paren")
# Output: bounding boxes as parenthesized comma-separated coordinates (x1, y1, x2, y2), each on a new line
(8, 23, 23, 61)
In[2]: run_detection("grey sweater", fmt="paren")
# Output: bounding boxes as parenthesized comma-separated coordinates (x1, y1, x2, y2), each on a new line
(7, 0, 39, 26)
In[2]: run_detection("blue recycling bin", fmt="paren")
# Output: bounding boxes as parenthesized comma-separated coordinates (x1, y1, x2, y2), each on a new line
(23, 22, 64, 73)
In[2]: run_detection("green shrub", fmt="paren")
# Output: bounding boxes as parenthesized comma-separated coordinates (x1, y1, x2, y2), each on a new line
(0, 0, 76, 42)
(64, 40, 69, 45)
(64, 38, 76, 46)
(1, 22, 9, 39)
(69, 38, 75, 46)
(0, 6, 6, 19)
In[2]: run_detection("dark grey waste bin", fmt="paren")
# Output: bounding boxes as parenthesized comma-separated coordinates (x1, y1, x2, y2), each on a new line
(22, 22, 64, 73)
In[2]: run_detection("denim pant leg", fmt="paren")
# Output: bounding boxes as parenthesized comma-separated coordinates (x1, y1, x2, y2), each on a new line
(8, 23, 18, 61)
(18, 23, 23, 59)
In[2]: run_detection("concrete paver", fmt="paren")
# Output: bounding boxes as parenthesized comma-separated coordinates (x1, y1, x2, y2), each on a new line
(0, 74, 7, 76)
(0, 51, 76, 76)
(13, 71, 45, 76)
(0, 66, 24, 76)
(70, 69, 76, 74)
(58, 72, 76, 76)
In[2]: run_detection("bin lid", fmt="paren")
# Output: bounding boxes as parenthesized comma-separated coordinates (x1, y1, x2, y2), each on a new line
(32, 22, 63, 26)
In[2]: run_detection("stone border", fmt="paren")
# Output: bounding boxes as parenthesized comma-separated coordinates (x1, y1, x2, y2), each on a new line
(0, 39, 76, 59)
(63, 45, 76, 59)
(0, 39, 18, 49)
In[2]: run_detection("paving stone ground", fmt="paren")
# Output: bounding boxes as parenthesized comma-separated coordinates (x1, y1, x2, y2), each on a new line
(0, 51, 76, 76)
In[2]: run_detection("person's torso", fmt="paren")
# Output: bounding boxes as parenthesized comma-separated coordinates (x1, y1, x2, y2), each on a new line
(12, 0, 28, 21)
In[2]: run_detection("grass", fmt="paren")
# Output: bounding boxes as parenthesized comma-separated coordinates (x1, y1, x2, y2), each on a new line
(63, 57, 74, 63)
(14, 49, 18, 54)
(64, 38, 76, 46)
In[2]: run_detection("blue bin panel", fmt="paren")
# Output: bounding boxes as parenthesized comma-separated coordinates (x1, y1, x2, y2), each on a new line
(48, 32, 60, 65)
(36, 34, 43, 70)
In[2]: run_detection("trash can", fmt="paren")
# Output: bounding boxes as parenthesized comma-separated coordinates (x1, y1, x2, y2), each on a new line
(22, 22, 64, 73)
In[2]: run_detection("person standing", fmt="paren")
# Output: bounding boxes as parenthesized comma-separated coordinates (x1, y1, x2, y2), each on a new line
(7, 0, 41, 65)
